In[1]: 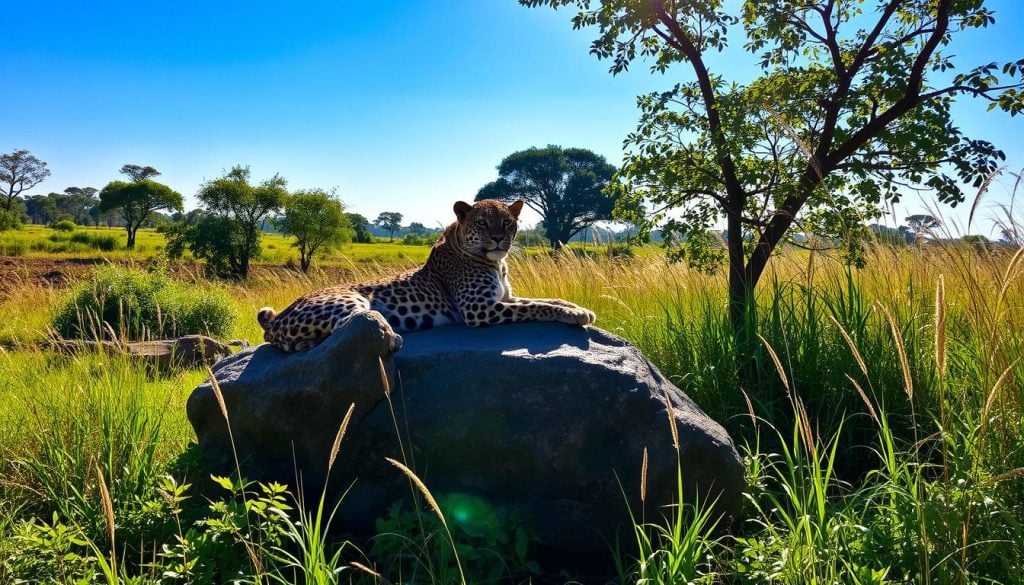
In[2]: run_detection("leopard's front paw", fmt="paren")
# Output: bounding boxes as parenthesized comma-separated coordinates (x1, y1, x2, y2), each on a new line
(388, 333, 404, 353)
(558, 307, 596, 327)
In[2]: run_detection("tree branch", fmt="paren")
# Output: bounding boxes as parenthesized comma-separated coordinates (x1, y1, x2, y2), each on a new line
(650, 0, 745, 209)
(828, 0, 952, 167)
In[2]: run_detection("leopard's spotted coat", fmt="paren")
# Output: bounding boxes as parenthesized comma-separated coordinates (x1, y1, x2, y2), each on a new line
(258, 199, 595, 352)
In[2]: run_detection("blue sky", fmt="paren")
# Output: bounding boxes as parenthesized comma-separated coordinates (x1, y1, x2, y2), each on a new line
(3, 1, 1023, 235)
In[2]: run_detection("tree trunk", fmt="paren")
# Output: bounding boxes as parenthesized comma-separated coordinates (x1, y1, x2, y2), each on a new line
(126, 226, 137, 250)
(725, 208, 761, 389)
(546, 223, 571, 250)
(725, 211, 749, 337)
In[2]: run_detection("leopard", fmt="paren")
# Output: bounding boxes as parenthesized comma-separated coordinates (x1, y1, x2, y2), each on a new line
(257, 198, 596, 352)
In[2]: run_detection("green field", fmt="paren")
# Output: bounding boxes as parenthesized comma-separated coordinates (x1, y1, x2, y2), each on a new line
(0, 224, 437, 265)
(1, 239, 1023, 583)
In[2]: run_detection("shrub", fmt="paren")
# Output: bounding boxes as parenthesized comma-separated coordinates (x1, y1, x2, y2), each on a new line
(53, 264, 236, 340)
(90, 234, 119, 252)
(0, 240, 27, 256)
(69, 231, 119, 251)
(401, 233, 432, 246)
(0, 210, 21, 231)
(51, 219, 76, 232)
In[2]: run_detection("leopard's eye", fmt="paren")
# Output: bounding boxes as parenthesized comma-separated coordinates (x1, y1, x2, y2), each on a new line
(474, 217, 486, 226)
(502, 219, 514, 227)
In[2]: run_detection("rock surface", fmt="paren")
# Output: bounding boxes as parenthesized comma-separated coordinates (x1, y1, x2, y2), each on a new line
(48, 334, 231, 370)
(187, 311, 744, 563)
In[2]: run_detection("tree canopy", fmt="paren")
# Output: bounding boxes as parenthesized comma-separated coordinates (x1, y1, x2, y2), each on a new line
(375, 211, 403, 241)
(98, 179, 183, 249)
(60, 187, 99, 224)
(347, 213, 373, 243)
(168, 165, 287, 278)
(906, 214, 942, 241)
(119, 164, 161, 182)
(277, 189, 352, 272)
(526, 0, 1024, 335)
(0, 149, 51, 212)
(475, 145, 618, 249)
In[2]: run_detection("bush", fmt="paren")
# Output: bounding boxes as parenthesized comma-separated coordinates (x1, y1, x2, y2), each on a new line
(53, 265, 236, 340)
(0, 210, 21, 231)
(69, 231, 119, 251)
(0, 240, 27, 256)
(401, 233, 432, 246)
(51, 220, 76, 232)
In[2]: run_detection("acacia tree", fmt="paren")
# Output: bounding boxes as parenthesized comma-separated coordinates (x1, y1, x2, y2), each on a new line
(119, 164, 161, 182)
(476, 145, 618, 249)
(905, 214, 942, 241)
(0, 149, 51, 212)
(277, 189, 352, 272)
(61, 187, 99, 224)
(527, 0, 1024, 338)
(375, 211, 403, 241)
(98, 179, 183, 249)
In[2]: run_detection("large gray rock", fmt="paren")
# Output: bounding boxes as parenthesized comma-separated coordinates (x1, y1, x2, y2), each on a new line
(187, 311, 743, 560)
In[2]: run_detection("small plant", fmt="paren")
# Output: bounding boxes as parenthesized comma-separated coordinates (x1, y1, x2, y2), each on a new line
(371, 492, 540, 582)
(52, 264, 236, 340)
(0, 513, 94, 583)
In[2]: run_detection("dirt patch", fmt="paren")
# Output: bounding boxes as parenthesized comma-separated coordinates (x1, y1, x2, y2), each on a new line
(0, 257, 102, 299)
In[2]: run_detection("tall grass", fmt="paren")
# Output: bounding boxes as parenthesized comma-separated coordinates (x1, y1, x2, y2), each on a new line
(1, 223, 1023, 582)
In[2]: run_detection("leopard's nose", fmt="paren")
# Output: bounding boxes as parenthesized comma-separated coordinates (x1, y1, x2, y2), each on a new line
(490, 233, 507, 243)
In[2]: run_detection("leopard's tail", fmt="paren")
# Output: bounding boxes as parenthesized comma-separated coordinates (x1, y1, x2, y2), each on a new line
(256, 307, 277, 329)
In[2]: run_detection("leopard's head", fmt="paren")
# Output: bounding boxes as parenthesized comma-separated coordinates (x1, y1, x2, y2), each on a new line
(453, 199, 523, 261)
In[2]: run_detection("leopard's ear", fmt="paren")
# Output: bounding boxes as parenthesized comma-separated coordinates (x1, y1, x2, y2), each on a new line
(453, 201, 473, 222)
(508, 200, 524, 219)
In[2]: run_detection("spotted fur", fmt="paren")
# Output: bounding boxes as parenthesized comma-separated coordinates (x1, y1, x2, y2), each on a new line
(258, 199, 596, 352)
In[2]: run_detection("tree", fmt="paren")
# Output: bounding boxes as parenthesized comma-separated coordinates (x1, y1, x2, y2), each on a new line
(475, 145, 618, 249)
(98, 179, 183, 249)
(61, 187, 98, 224)
(168, 165, 287, 278)
(905, 214, 942, 241)
(961, 234, 991, 253)
(119, 164, 161, 182)
(277, 189, 352, 272)
(375, 211, 403, 241)
(527, 0, 1024, 342)
(25, 194, 59, 225)
(999, 227, 1021, 247)
(347, 213, 373, 243)
(0, 149, 51, 212)
(407, 221, 428, 235)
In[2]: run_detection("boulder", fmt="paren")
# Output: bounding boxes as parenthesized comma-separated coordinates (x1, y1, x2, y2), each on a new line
(48, 334, 231, 371)
(187, 311, 744, 567)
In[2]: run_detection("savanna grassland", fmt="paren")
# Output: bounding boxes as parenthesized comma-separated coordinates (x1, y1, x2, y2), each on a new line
(1, 225, 1023, 584)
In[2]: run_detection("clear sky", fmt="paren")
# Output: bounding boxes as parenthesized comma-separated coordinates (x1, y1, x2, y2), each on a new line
(3, 1, 1023, 235)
